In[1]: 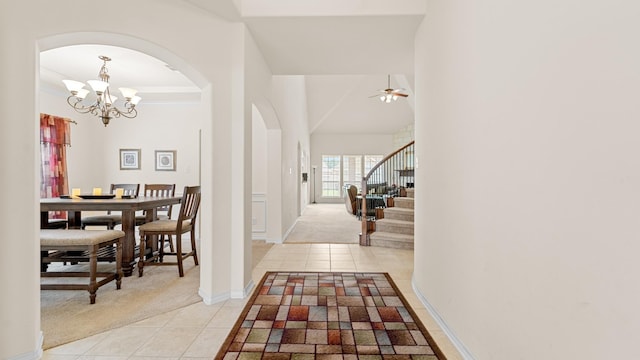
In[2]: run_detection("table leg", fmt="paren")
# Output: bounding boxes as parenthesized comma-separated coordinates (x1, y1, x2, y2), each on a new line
(40, 212, 48, 228)
(67, 211, 81, 229)
(145, 208, 159, 258)
(121, 209, 137, 277)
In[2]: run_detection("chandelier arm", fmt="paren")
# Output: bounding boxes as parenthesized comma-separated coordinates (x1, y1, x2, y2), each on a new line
(63, 55, 140, 126)
(109, 105, 138, 119)
(67, 96, 96, 114)
(89, 107, 102, 118)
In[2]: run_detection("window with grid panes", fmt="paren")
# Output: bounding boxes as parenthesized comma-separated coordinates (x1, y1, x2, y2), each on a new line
(342, 155, 362, 195)
(321, 155, 341, 197)
(364, 155, 383, 175)
(320, 154, 385, 198)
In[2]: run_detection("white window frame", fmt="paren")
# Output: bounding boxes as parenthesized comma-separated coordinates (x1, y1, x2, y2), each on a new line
(320, 154, 383, 199)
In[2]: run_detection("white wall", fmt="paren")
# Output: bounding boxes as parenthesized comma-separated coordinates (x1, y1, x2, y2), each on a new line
(252, 106, 268, 193)
(270, 76, 311, 237)
(39, 91, 201, 194)
(414, 1, 640, 359)
(244, 27, 287, 244)
(252, 105, 268, 239)
(310, 133, 394, 203)
(0, 1, 246, 358)
(392, 123, 414, 149)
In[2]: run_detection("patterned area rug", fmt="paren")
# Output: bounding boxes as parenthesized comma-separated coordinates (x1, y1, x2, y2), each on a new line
(215, 272, 446, 359)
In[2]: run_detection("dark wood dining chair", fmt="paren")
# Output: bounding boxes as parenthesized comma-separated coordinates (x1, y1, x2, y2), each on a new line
(135, 184, 176, 251)
(81, 183, 140, 229)
(135, 184, 176, 225)
(138, 185, 201, 277)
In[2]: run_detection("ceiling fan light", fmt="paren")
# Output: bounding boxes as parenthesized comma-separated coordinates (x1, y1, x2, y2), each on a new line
(379, 95, 386, 102)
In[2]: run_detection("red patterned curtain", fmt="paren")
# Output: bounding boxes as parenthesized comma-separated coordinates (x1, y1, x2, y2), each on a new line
(40, 113, 72, 219)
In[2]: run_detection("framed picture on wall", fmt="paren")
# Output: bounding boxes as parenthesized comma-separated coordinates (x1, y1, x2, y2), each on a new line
(119, 149, 141, 170)
(155, 150, 176, 171)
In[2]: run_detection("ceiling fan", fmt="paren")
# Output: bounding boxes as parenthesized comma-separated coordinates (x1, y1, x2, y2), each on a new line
(370, 74, 409, 103)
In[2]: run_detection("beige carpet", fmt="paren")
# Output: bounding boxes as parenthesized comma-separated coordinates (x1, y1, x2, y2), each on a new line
(40, 259, 200, 349)
(284, 203, 360, 244)
(41, 240, 274, 350)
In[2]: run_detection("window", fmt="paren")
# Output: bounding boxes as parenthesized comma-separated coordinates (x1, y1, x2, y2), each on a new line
(342, 155, 362, 192)
(321, 155, 341, 197)
(320, 154, 384, 198)
(364, 155, 383, 174)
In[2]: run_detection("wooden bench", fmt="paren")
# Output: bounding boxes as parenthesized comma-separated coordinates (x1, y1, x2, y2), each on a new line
(40, 229, 124, 304)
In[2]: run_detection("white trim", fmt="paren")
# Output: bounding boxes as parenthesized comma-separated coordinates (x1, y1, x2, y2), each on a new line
(252, 233, 267, 240)
(266, 236, 283, 244)
(411, 275, 476, 360)
(198, 288, 229, 305)
(231, 279, 255, 299)
(281, 220, 297, 242)
(252, 193, 267, 233)
(7, 332, 43, 360)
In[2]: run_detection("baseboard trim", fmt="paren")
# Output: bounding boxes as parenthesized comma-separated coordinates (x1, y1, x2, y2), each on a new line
(7, 332, 43, 360)
(252, 233, 267, 240)
(411, 275, 476, 360)
(198, 288, 229, 305)
(231, 279, 255, 299)
(200, 279, 255, 304)
(281, 221, 296, 242)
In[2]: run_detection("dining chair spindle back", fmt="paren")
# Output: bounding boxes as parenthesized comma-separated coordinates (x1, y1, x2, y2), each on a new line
(137, 185, 201, 277)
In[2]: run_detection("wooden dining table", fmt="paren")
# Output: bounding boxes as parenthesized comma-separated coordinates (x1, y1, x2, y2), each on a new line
(40, 195, 182, 277)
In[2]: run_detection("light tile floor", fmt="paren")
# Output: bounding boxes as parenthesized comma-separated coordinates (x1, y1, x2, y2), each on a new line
(43, 243, 462, 360)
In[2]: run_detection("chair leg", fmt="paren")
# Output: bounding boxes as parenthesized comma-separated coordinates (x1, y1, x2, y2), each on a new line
(138, 234, 146, 277)
(115, 240, 123, 289)
(166, 235, 175, 252)
(158, 235, 165, 263)
(176, 234, 184, 277)
(88, 245, 98, 304)
(40, 250, 49, 272)
(191, 231, 198, 266)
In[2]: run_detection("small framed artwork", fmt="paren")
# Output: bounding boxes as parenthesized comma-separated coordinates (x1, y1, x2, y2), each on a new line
(119, 149, 141, 170)
(155, 150, 176, 171)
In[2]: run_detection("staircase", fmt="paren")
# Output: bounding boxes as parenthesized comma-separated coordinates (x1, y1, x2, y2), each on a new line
(369, 188, 414, 249)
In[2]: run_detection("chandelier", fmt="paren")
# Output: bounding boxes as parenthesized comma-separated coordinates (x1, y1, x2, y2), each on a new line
(62, 55, 141, 127)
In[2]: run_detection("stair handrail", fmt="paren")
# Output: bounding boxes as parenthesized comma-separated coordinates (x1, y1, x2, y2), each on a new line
(359, 140, 415, 245)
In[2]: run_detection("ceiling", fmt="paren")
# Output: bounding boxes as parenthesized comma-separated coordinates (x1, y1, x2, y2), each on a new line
(39, 0, 424, 135)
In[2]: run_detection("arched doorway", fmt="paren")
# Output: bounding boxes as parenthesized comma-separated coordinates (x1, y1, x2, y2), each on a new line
(37, 32, 214, 294)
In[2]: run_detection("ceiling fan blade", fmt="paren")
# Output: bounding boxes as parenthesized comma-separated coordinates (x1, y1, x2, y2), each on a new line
(370, 75, 409, 100)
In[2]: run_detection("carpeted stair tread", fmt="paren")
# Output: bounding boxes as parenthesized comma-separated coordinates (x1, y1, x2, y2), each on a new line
(383, 207, 414, 222)
(375, 218, 414, 235)
(370, 232, 414, 250)
(394, 197, 414, 209)
(406, 188, 415, 198)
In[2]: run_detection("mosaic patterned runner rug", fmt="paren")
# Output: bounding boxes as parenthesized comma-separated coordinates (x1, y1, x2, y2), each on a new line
(215, 272, 446, 359)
